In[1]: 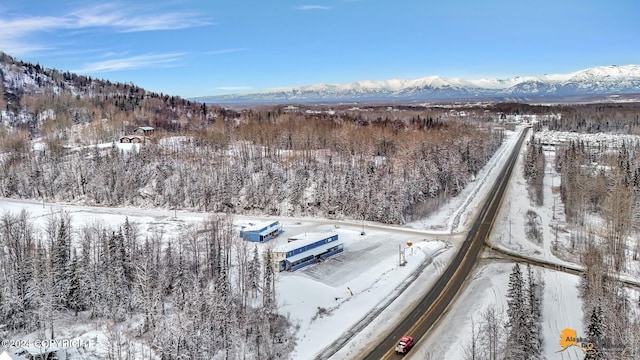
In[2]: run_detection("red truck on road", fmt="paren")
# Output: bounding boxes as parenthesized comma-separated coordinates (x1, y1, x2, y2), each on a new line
(395, 335, 414, 354)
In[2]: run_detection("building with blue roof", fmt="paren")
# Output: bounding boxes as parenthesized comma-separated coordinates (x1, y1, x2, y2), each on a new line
(272, 232, 343, 272)
(239, 221, 283, 242)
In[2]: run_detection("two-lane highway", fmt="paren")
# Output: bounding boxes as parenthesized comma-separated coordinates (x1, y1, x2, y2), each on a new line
(362, 127, 529, 360)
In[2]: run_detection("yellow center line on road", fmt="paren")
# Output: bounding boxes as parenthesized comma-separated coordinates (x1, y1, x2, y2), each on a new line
(379, 143, 514, 360)
(380, 240, 478, 359)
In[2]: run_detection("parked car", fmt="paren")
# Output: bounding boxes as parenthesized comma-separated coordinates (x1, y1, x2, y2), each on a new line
(395, 335, 414, 354)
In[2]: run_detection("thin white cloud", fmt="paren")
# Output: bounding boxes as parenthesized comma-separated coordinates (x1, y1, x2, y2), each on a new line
(68, 4, 213, 32)
(72, 53, 185, 73)
(0, 2, 212, 55)
(0, 16, 67, 55)
(0, 39, 49, 55)
(208, 48, 249, 55)
(0, 15, 70, 33)
(296, 5, 332, 10)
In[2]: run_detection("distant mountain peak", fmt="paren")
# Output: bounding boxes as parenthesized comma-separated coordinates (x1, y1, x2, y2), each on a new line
(193, 65, 640, 104)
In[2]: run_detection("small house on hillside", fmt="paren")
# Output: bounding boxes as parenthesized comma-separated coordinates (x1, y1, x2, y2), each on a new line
(119, 126, 155, 144)
(134, 126, 155, 136)
(119, 135, 145, 143)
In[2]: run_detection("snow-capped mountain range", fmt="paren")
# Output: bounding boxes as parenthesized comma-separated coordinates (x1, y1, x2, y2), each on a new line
(194, 65, 640, 103)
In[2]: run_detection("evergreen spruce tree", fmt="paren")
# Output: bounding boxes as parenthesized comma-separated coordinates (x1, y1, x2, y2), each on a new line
(260, 248, 276, 357)
(525, 264, 542, 359)
(248, 245, 261, 299)
(163, 240, 175, 295)
(585, 305, 605, 360)
(172, 245, 186, 308)
(15, 246, 35, 330)
(506, 263, 527, 359)
(262, 248, 275, 314)
(79, 237, 95, 318)
(52, 217, 71, 308)
(67, 249, 83, 315)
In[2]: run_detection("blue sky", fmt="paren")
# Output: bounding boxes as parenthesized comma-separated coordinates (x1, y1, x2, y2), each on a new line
(1, 0, 638, 98)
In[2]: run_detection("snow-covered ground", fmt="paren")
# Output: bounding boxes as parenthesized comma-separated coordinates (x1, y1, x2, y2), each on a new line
(1, 125, 524, 360)
(411, 263, 586, 360)
(6, 123, 627, 360)
(491, 128, 640, 267)
(0, 198, 456, 360)
(407, 126, 638, 360)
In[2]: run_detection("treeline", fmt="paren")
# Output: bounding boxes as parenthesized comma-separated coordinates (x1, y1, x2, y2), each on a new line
(487, 102, 554, 115)
(0, 210, 292, 359)
(523, 126, 545, 207)
(0, 116, 505, 225)
(546, 103, 640, 134)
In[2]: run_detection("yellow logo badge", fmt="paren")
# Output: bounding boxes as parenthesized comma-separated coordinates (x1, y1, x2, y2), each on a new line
(556, 328, 596, 355)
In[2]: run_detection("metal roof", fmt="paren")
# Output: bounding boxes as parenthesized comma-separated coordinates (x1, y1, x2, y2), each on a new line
(242, 220, 280, 232)
(273, 232, 338, 253)
(285, 241, 343, 263)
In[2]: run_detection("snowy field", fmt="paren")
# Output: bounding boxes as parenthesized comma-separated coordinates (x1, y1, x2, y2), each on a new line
(5, 123, 621, 360)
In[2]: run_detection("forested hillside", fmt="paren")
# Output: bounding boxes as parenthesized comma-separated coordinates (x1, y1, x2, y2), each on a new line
(0, 52, 219, 137)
